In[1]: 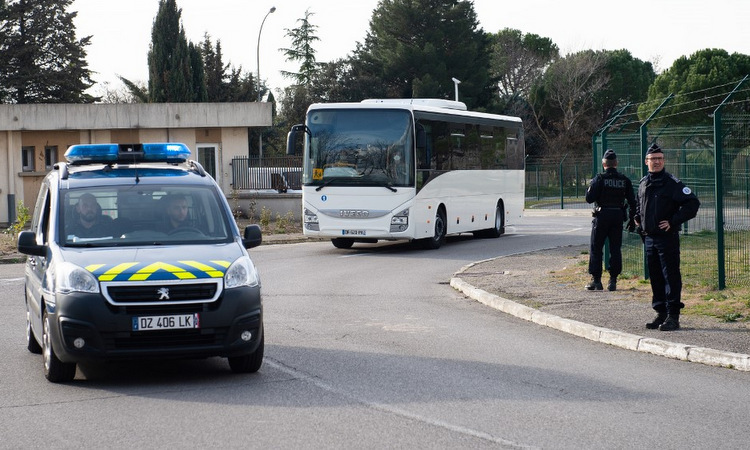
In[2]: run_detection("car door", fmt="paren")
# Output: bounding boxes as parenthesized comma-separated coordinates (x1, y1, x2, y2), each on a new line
(24, 182, 51, 343)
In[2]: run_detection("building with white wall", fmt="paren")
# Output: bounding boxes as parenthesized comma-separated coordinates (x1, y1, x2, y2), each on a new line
(0, 102, 271, 225)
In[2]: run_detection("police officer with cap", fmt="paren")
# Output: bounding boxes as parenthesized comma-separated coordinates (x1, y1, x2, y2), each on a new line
(585, 149, 636, 291)
(635, 143, 700, 331)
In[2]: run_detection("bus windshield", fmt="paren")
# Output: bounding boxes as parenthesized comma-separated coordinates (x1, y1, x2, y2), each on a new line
(304, 109, 414, 188)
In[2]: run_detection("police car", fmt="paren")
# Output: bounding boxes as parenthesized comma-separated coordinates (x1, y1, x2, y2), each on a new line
(17, 143, 264, 382)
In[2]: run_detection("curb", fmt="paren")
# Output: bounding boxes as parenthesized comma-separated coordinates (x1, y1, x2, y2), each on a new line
(451, 268, 750, 372)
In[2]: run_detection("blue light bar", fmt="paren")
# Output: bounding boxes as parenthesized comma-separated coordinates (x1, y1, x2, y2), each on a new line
(65, 144, 119, 164)
(141, 143, 191, 162)
(64, 143, 191, 165)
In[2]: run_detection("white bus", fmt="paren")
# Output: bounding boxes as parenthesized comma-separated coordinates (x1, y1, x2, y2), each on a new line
(286, 98, 525, 249)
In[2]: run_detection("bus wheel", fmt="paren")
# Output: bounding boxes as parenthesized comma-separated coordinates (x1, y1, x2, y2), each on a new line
(331, 238, 354, 249)
(422, 208, 446, 249)
(474, 203, 505, 239)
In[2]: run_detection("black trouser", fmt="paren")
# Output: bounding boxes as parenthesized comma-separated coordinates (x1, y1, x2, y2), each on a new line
(645, 233, 684, 315)
(588, 208, 623, 279)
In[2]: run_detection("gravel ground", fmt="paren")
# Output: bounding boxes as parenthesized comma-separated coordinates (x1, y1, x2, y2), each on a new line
(456, 245, 750, 356)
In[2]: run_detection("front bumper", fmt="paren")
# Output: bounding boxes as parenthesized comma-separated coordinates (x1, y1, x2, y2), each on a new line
(46, 285, 262, 363)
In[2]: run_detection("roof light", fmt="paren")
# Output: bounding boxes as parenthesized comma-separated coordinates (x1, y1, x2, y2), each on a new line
(64, 143, 191, 165)
(141, 143, 191, 162)
(64, 144, 119, 164)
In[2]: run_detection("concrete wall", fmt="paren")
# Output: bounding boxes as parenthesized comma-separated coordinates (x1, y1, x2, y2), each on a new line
(231, 192, 302, 222)
(0, 103, 271, 131)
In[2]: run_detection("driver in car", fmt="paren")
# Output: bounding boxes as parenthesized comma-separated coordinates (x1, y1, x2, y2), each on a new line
(162, 194, 192, 231)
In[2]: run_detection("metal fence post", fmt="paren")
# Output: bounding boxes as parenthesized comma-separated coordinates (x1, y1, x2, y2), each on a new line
(559, 154, 567, 209)
(713, 75, 749, 290)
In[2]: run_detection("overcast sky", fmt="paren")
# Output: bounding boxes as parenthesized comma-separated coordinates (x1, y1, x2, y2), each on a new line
(71, 0, 750, 98)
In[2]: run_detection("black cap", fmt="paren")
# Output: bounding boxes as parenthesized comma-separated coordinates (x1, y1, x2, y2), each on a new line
(647, 143, 662, 155)
(603, 149, 616, 160)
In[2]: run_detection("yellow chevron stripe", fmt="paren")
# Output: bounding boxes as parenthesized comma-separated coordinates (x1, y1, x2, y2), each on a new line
(129, 262, 197, 281)
(85, 263, 106, 273)
(98, 262, 139, 281)
(180, 260, 226, 278)
(211, 260, 231, 268)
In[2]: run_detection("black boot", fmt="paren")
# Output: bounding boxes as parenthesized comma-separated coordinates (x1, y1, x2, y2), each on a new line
(646, 312, 667, 329)
(658, 315, 680, 331)
(607, 276, 617, 291)
(585, 276, 603, 291)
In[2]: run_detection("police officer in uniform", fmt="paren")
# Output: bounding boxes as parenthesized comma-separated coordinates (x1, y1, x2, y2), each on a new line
(585, 149, 636, 291)
(635, 143, 700, 331)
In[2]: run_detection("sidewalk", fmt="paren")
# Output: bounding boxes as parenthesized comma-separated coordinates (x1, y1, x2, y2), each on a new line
(452, 245, 750, 372)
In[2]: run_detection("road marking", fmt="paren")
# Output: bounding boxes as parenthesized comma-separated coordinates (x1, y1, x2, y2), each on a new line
(0, 277, 23, 284)
(265, 358, 535, 449)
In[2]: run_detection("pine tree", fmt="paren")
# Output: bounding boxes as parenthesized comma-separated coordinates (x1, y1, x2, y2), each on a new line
(0, 0, 95, 103)
(356, 0, 491, 108)
(280, 9, 320, 87)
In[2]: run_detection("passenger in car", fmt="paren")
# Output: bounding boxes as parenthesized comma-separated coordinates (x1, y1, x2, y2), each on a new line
(67, 193, 115, 238)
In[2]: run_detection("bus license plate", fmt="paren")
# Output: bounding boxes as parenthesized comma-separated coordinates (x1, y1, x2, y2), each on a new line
(342, 229, 366, 236)
(132, 314, 200, 331)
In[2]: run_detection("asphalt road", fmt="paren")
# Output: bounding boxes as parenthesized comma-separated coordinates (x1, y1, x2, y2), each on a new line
(2, 215, 749, 449)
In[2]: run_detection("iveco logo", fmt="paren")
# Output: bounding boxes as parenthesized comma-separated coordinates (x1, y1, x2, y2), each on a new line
(157, 287, 170, 300)
(340, 209, 370, 218)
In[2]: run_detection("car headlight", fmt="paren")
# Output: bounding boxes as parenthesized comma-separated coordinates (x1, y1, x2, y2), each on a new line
(225, 256, 260, 289)
(55, 262, 100, 294)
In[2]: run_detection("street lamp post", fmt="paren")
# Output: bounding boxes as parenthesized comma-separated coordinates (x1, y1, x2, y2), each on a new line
(256, 6, 276, 165)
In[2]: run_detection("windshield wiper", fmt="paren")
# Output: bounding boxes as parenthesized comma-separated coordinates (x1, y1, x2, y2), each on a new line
(315, 177, 346, 191)
(383, 183, 397, 192)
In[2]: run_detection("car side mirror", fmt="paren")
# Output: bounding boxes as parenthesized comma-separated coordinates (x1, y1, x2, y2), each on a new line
(17, 230, 46, 257)
(242, 224, 263, 249)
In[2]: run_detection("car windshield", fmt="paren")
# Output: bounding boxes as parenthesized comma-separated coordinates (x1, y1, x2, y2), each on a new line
(304, 108, 414, 188)
(60, 185, 233, 247)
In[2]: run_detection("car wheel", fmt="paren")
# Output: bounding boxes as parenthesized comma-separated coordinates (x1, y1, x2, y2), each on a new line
(42, 310, 76, 383)
(331, 238, 354, 249)
(26, 305, 42, 354)
(228, 331, 264, 373)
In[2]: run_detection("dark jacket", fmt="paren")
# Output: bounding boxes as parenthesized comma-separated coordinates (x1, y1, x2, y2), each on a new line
(636, 169, 700, 235)
(586, 168, 636, 221)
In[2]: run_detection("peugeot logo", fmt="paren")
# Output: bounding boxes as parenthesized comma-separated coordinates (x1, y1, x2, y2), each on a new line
(340, 209, 369, 218)
(157, 287, 170, 300)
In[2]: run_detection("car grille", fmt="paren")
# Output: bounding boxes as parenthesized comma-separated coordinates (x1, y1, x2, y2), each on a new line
(103, 280, 221, 306)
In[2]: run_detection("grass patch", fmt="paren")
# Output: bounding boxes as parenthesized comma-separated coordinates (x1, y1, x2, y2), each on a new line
(566, 248, 750, 322)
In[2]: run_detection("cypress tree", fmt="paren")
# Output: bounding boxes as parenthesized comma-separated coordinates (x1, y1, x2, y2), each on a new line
(147, 0, 194, 102)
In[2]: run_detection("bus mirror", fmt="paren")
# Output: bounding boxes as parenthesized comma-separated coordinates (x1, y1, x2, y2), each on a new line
(286, 129, 297, 155)
(286, 131, 295, 155)
(286, 124, 308, 156)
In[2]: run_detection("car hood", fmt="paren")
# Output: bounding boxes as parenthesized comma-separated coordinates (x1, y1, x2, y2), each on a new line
(59, 243, 245, 282)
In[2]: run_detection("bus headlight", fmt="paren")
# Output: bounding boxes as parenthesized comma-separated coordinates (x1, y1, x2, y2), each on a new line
(304, 208, 319, 231)
(390, 208, 409, 232)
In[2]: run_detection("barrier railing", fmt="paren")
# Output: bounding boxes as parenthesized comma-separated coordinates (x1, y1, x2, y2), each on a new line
(231, 156, 303, 192)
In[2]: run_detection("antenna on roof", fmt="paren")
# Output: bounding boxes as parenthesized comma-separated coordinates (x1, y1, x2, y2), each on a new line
(451, 77, 461, 102)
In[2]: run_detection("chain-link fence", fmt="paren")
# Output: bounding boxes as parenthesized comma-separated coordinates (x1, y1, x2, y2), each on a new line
(525, 157, 591, 210)
(527, 76, 750, 290)
(592, 111, 750, 289)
